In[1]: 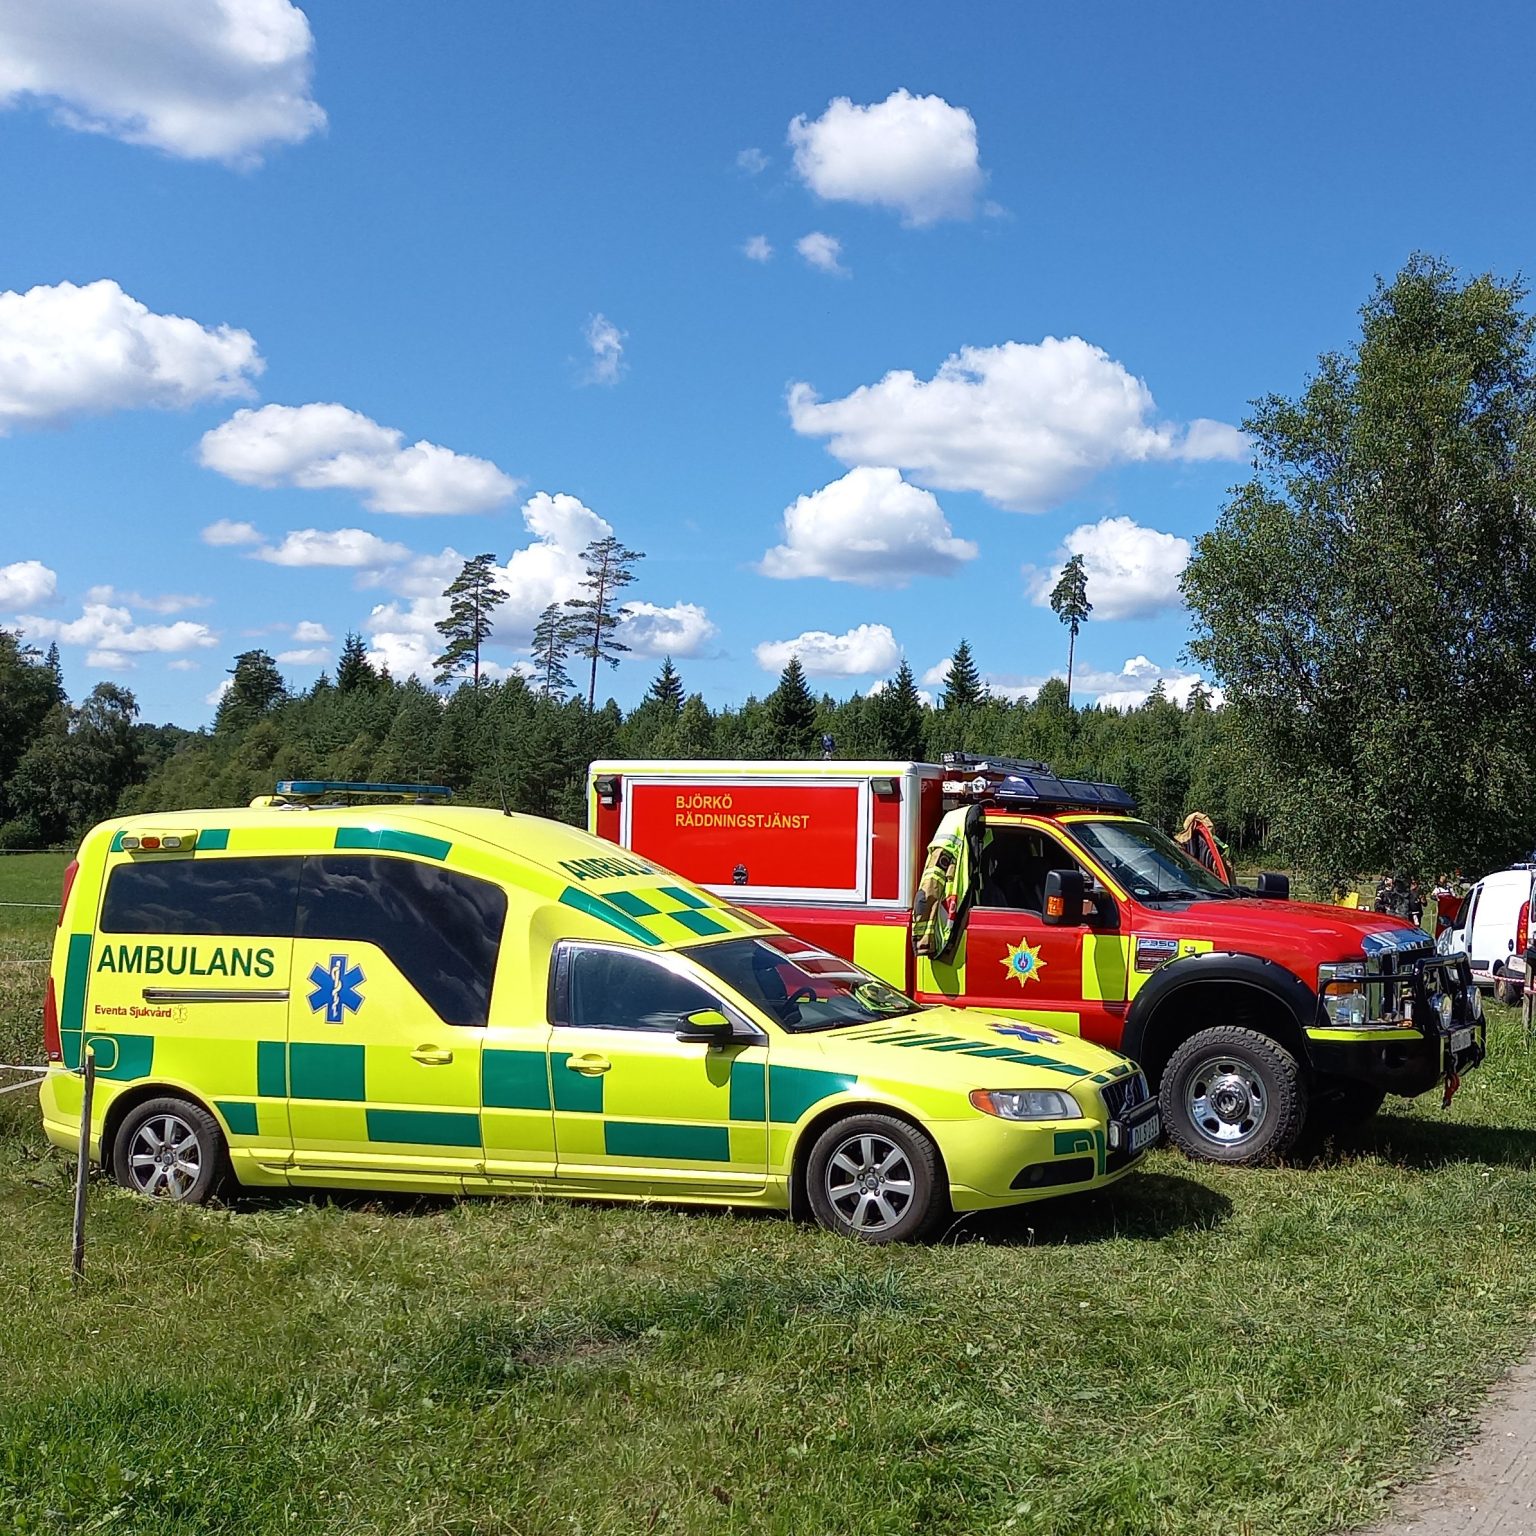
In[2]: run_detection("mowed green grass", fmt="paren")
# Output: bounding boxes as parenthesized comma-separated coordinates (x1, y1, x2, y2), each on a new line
(2, 854, 1534, 1536)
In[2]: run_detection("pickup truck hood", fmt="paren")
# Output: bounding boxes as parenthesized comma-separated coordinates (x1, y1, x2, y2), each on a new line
(1140, 897, 1430, 975)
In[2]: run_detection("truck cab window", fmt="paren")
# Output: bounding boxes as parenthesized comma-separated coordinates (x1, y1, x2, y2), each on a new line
(976, 829, 1081, 915)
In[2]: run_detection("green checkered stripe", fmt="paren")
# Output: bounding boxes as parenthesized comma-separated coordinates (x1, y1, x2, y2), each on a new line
(835, 1023, 1094, 1078)
(558, 883, 770, 947)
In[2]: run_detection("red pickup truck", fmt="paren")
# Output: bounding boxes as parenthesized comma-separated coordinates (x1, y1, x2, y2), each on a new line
(588, 753, 1485, 1163)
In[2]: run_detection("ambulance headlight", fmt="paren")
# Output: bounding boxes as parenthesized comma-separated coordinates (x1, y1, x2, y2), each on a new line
(969, 1089, 1081, 1121)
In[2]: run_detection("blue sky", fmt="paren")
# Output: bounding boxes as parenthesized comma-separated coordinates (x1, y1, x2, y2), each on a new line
(3, 0, 1534, 724)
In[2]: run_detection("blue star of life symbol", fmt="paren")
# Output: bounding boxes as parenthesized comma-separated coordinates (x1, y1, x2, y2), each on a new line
(991, 1021, 1060, 1045)
(308, 953, 365, 1023)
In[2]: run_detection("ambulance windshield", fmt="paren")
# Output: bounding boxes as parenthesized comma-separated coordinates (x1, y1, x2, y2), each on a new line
(683, 936, 921, 1032)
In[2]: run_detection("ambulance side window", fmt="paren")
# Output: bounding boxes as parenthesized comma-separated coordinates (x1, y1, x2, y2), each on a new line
(554, 945, 720, 1033)
(297, 856, 507, 1027)
(101, 856, 302, 936)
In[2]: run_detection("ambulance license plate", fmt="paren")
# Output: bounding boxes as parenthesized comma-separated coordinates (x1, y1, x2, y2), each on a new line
(1128, 1113, 1161, 1153)
(1449, 1027, 1473, 1055)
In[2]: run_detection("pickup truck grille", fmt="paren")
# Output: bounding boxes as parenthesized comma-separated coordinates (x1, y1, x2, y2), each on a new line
(1100, 1072, 1149, 1120)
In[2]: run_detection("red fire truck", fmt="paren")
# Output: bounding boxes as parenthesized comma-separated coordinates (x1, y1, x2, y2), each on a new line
(588, 754, 1486, 1163)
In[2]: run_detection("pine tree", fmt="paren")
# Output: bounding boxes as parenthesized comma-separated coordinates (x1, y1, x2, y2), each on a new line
(1049, 554, 1092, 705)
(877, 661, 926, 759)
(215, 650, 287, 734)
(530, 603, 577, 700)
(765, 657, 817, 756)
(434, 553, 507, 689)
(646, 657, 684, 714)
(565, 536, 644, 709)
(941, 638, 985, 710)
(335, 631, 377, 694)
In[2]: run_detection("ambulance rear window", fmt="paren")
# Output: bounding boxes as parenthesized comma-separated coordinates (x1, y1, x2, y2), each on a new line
(297, 856, 506, 1027)
(101, 857, 302, 936)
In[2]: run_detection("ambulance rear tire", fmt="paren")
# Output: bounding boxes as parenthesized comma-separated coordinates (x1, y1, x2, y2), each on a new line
(1494, 975, 1522, 1006)
(805, 1113, 949, 1244)
(112, 1097, 226, 1205)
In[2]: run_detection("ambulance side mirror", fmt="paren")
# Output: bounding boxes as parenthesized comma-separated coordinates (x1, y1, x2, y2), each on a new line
(674, 1009, 735, 1045)
(1043, 869, 1086, 926)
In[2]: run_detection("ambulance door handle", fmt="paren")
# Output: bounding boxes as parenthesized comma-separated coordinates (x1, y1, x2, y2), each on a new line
(412, 1046, 454, 1065)
(566, 1052, 611, 1075)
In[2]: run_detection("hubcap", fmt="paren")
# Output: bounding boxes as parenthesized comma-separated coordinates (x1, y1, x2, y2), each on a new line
(824, 1132, 915, 1232)
(126, 1113, 202, 1199)
(1185, 1057, 1268, 1147)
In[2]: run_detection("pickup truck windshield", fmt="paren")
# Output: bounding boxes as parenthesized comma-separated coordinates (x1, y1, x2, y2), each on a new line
(683, 935, 921, 1032)
(1070, 819, 1236, 903)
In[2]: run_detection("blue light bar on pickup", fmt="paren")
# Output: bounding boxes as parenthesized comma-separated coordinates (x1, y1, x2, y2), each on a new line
(274, 781, 453, 800)
(940, 753, 1137, 813)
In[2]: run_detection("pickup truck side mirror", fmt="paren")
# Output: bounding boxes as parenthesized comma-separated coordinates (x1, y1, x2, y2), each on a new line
(1043, 869, 1086, 926)
(673, 1008, 736, 1045)
(1256, 872, 1290, 900)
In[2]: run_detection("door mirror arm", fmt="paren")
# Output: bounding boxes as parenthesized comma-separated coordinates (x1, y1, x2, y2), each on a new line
(673, 1008, 742, 1046)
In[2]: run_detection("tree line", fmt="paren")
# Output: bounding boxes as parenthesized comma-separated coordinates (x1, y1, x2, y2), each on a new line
(2, 256, 1532, 890)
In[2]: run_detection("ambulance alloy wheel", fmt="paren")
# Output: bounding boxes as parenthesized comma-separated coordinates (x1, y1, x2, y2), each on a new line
(112, 1097, 225, 1205)
(805, 1113, 950, 1243)
(1159, 1026, 1308, 1165)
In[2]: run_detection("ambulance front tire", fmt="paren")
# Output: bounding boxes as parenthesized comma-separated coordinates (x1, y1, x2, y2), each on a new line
(111, 1096, 227, 1205)
(804, 1113, 950, 1243)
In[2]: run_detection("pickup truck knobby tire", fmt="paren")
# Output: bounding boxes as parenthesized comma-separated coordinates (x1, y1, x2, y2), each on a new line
(1160, 1026, 1308, 1165)
(1494, 975, 1523, 1006)
(805, 1113, 949, 1244)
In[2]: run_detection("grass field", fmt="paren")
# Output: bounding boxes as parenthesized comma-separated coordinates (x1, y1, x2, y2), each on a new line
(1, 851, 1533, 1535)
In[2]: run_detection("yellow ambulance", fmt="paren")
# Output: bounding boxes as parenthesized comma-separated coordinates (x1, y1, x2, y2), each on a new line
(40, 782, 1157, 1242)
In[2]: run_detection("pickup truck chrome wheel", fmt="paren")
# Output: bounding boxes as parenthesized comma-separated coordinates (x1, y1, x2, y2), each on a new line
(1160, 1025, 1307, 1165)
(112, 1096, 226, 1205)
(1185, 1057, 1267, 1147)
(805, 1113, 949, 1243)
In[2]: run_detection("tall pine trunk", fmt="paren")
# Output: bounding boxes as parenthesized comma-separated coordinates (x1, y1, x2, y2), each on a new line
(1065, 624, 1076, 707)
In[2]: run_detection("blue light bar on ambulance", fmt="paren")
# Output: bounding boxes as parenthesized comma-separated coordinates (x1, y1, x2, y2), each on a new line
(939, 753, 1137, 814)
(273, 781, 452, 801)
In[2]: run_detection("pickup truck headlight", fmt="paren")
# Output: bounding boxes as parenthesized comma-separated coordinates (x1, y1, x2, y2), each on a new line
(969, 1088, 1082, 1121)
(1317, 962, 1371, 1027)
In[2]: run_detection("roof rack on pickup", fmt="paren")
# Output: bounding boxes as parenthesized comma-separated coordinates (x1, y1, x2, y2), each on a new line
(939, 752, 1137, 814)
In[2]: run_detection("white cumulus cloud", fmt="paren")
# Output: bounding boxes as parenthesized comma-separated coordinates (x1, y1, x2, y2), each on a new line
(736, 147, 769, 175)
(618, 601, 718, 659)
(0, 559, 58, 608)
(198, 402, 519, 514)
(17, 602, 217, 655)
(583, 314, 625, 386)
(788, 88, 983, 226)
(789, 336, 1248, 513)
(275, 646, 328, 665)
(742, 235, 774, 263)
(291, 618, 331, 643)
(796, 231, 847, 276)
(252, 528, 412, 568)
(0, 0, 325, 165)
(755, 623, 901, 678)
(985, 654, 1220, 710)
(759, 466, 976, 587)
(201, 518, 262, 547)
(1026, 516, 1193, 622)
(84, 584, 211, 614)
(0, 279, 261, 433)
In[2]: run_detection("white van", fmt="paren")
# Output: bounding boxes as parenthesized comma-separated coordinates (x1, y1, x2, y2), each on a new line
(1439, 866, 1534, 1003)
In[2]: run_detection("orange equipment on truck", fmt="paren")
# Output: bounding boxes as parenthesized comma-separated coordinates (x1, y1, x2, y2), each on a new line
(589, 753, 1485, 1165)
